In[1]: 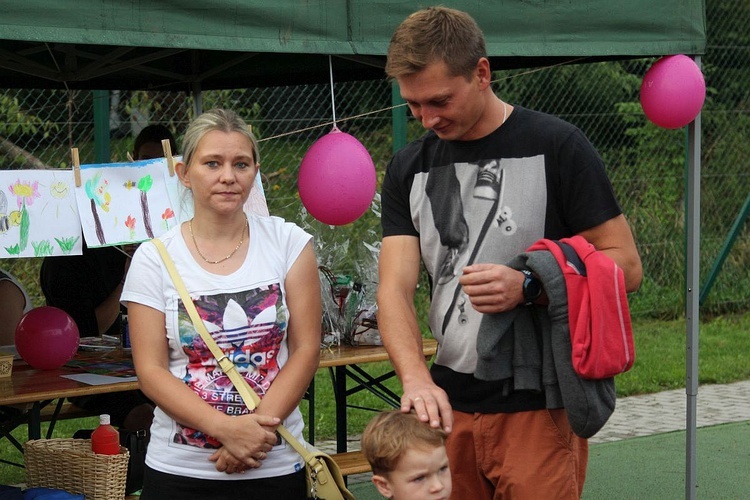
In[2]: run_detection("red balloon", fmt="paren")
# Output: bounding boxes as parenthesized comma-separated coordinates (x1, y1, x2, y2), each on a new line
(15, 306, 80, 370)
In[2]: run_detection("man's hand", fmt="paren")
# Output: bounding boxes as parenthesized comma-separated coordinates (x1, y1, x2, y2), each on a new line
(460, 263, 525, 313)
(401, 379, 453, 433)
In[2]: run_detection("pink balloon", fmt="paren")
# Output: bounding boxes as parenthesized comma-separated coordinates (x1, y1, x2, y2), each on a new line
(640, 55, 706, 129)
(15, 306, 80, 370)
(298, 128, 377, 226)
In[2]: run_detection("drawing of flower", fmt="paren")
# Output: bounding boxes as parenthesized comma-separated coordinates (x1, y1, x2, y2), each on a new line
(8, 179, 40, 251)
(137, 175, 154, 239)
(84, 171, 111, 245)
(125, 215, 137, 240)
(9, 179, 41, 208)
(161, 207, 175, 230)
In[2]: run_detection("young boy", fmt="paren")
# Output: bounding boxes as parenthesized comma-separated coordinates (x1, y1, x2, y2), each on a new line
(361, 410, 452, 500)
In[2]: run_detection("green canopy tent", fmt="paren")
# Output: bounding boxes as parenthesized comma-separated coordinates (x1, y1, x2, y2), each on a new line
(0, 2, 707, 498)
(0, 0, 704, 90)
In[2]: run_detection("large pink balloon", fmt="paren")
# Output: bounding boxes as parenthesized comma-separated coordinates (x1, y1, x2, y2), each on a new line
(298, 128, 377, 226)
(15, 306, 80, 370)
(640, 55, 706, 129)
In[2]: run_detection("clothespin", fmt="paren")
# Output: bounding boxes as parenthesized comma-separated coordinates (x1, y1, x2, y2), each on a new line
(71, 148, 81, 187)
(162, 139, 175, 177)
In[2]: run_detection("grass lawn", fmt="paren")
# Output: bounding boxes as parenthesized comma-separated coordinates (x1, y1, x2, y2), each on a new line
(1, 312, 749, 485)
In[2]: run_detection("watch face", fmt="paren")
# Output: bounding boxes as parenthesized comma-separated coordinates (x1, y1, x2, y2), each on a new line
(523, 270, 542, 303)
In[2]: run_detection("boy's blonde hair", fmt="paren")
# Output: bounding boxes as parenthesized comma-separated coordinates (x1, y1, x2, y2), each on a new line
(361, 410, 447, 475)
(385, 6, 487, 80)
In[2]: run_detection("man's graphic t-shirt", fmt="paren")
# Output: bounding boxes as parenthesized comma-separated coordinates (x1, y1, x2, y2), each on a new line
(381, 106, 623, 413)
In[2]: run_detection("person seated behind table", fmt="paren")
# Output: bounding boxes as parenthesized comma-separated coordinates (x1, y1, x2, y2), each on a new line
(38, 125, 178, 431)
(0, 268, 32, 346)
(361, 410, 452, 500)
(0, 269, 32, 422)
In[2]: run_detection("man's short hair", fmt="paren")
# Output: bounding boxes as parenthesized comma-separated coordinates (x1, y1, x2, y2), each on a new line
(361, 410, 447, 475)
(386, 7, 487, 80)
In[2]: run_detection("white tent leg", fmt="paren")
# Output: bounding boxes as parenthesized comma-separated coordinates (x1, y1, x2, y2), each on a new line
(685, 55, 702, 500)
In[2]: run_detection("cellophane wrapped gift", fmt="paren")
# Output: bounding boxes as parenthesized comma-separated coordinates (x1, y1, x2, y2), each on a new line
(300, 199, 382, 347)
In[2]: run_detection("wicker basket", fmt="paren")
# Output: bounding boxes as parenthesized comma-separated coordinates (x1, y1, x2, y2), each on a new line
(23, 439, 129, 500)
(0, 353, 13, 378)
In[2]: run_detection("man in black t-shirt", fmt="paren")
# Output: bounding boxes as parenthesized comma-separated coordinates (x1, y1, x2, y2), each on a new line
(377, 7, 643, 499)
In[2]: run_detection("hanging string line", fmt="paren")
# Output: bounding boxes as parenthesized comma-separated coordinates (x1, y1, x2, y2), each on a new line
(258, 56, 589, 143)
(42, 42, 585, 146)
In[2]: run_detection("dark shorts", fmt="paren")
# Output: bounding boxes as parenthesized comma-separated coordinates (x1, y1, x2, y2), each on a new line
(140, 465, 307, 499)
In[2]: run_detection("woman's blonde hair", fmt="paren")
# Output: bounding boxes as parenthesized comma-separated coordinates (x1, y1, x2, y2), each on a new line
(385, 7, 487, 80)
(181, 108, 259, 168)
(177, 109, 259, 212)
(361, 410, 447, 475)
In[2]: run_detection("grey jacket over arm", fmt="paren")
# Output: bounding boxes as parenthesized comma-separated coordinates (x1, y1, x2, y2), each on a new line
(475, 250, 616, 438)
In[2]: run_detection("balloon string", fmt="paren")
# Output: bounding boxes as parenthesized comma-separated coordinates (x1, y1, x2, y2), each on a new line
(329, 55, 337, 129)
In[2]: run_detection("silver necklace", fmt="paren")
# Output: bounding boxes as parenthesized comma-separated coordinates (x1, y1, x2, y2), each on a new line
(189, 214, 247, 264)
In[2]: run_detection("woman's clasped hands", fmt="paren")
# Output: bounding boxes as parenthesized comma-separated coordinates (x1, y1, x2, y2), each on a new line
(208, 413, 281, 474)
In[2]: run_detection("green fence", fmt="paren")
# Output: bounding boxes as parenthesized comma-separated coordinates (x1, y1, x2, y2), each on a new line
(1, 1, 748, 320)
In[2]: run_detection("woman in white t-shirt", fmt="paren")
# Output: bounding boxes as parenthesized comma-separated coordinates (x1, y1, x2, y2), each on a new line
(122, 109, 321, 499)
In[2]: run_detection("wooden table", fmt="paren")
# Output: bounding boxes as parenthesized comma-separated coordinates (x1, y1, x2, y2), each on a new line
(0, 350, 139, 408)
(0, 349, 138, 466)
(0, 339, 438, 459)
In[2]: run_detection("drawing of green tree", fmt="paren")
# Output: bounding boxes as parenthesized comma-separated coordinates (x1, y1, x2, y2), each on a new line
(137, 174, 154, 238)
(84, 171, 111, 245)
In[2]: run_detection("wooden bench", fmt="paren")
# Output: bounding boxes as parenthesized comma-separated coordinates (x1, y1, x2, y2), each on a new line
(331, 450, 371, 476)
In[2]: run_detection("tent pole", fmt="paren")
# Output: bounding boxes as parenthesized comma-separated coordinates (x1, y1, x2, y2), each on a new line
(684, 55, 702, 500)
(192, 82, 203, 117)
(92, 90, 111, 162)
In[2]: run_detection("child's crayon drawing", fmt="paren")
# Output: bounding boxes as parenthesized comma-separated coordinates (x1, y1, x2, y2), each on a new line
(0, 169, 82, 258)
(76, 158, 177, 247)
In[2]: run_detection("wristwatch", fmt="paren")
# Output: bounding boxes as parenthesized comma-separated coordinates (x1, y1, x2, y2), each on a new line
(521, 269, 542, 305)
